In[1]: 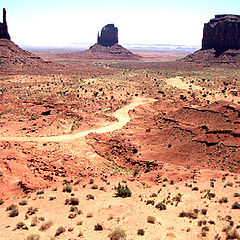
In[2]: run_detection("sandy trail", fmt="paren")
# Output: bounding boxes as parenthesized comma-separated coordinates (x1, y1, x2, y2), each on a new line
(0, 97, 156, 142)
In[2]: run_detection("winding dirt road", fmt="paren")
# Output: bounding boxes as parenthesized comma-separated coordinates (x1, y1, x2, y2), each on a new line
(0, 97, 156, 142)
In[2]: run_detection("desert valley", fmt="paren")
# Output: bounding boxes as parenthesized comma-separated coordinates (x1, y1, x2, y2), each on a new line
(0, 8, 239, 240)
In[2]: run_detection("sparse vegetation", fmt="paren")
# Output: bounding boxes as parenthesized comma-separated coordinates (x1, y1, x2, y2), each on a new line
(55, 226, 65, 236)
(147, 216, 156, 223)
(109, 228, 126, 240)
(114, 183, 132, 198)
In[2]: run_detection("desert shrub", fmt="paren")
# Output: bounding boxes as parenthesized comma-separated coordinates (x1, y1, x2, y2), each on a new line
(26, 207, 38, 218)
(63, 184, 72, 193)
(31, 216, 38, 226)
(204, 190, 215, 199)
(137, 229, 145, 235)
(109, 228, 126, 240)
(147, 216, 156, 223)
(219, 197, 228, 203)
(170, 180, 174, 185)
(39, 221, 53, 231)
(49, 196, 56, 201)
(192, 187, 199, 191)
(36, 190, 44, 195)
(232, 202, 240, 209)
(133, 169, 139, 177)
(234, 193, 240, 197)
(155, 202, 166, 210)
(27, 234, 40, 240)
(16, 222, 25, 229)
(226, 228, 240, 239)
(86, 194, 94, 200)
(65, 197, 79, 205)
(9, 208, 19, 217)
(173, 193, 182, 202)
(146, 200, 155, 205)
(99, 186, 105, 191)
(70, 206, 78, 212)
(0, 199, 4, 205)
(179, 211, 188, 217)
(201, 209, 207, 215)
(86, 212, 93, 218)
(94, 223, 103, 231)
(91, 184, 98, 189)
(6, 204, 17, 211)
(89, 178, 94, 184)
(55, 226, 65, 236)
(224, 182, 233, 188)
(19, 199, 27, 205)
(179, 210, 198, 219)
(77, 220, 83, 225)
(114, 183, 132, 198)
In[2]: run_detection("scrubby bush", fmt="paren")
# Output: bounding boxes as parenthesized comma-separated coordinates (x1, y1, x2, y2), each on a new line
(147, 216, 156, 223)
(91, 184, 98, 189)
(86, 194, 94, 200)
(179, 210, 198, 219)
(27, 234, 40, 240)
(31, 216, 38, 226)
(63, 184, 72, 193)
(114, 183, 132, 198)
(86, 212, 93, 218)
(16, 222, 25, 229)
(109, 228, 126, 240)
(55, 226, 65, 236)
(6, 204, 17, 211)
(219, 197, 228, 203)
(9, 208, 19, 217)
(39, 221, 53, 231)
(65, 197, 79, 205)
(155, 202, 166, 210)
(137, 229, 145, 235)
(232, 202, 240, 209)
(19, 199, 27, 205)
(94, 223, 103, 231)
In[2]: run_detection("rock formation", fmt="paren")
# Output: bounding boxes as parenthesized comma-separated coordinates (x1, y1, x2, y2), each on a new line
(202, 14, 240, 52)
(97, 24, 118, 47)
(181, 14, 240, 65)
(83, 23, 140, 60)
(0, 8, 10, 40)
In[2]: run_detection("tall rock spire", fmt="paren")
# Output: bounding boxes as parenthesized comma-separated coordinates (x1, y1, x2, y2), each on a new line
(0, 8, 11, 40)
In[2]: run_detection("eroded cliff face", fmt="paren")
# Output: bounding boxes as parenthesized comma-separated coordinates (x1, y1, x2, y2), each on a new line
(0, 8, 10, 40)
(97, 24, 118, 47)
(202, 14, 240, 52)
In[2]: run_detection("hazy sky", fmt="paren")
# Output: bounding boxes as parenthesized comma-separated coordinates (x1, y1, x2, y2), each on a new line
(1, 0, 239, 47)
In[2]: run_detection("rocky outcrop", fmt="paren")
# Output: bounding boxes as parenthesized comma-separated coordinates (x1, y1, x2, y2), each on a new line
(202, 14, 240, 52)
(0, 8, 10, 40)
(97, 24, 118, 47)
(181, 14, 240, 65)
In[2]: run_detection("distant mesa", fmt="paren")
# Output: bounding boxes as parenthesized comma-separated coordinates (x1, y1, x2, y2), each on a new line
(0, 8, 11, 40)
(181, 14, 240, 65)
